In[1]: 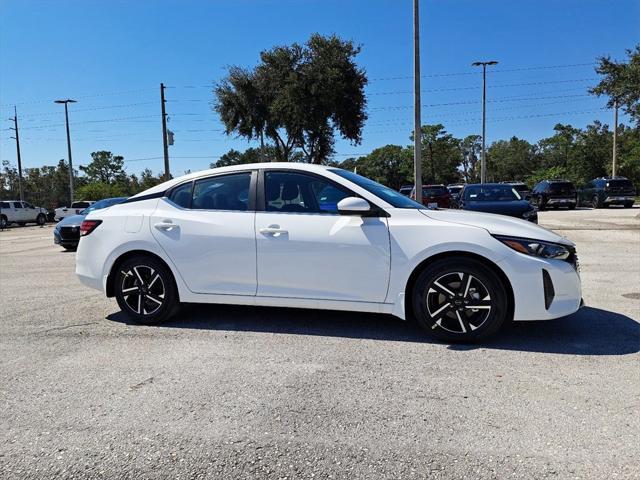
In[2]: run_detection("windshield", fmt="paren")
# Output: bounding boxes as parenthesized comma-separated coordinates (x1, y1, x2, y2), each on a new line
(81, 197, 127, 214)
(511, 184, 529, 193)
(549, 182, 575, 194)
(448, 186, 463, 194)
(423, 186, 447, 197)
(606, 179, 634, 189)
(329, 169, 424, 209)
(464, 185, 522, 202)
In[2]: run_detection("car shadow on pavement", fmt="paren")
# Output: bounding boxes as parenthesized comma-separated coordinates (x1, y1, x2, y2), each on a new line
(107, 304, 639, 356)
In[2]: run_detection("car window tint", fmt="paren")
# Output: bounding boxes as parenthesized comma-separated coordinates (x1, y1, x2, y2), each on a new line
(192, 173, 251, 211)
(14, 202, 23, 209)
(265, 171, 351, 214)
(169, 182, 193, 208)
(0, 202, 9, 209)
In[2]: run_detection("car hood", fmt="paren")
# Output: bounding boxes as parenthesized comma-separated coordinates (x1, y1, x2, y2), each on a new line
(420, 209, 574, 246)
(56, 214, 85, 227)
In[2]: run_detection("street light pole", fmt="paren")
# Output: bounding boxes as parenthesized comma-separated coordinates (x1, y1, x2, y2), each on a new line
(413, 0, 423, 205)
(9, 106, 24, 201)
(472, 60, 498, 183)
(612, 98, 618, 177)
(55, 99, 77, 204)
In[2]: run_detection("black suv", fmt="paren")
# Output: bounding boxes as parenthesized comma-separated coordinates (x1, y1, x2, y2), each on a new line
(530, 179, 577, 210)
(577, 177, 636, 208)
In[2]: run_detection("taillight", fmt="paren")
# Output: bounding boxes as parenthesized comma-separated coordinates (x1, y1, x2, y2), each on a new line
(80, 219, 102, 236)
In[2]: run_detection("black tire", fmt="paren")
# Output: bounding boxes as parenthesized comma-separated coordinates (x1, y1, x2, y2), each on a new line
(568, 204, 576, 210)
(63, 246, 77, 252)
(0, 215, 7, 228)
(537, 198, 547, 211)
(624, 202, 634, 208)
(411, 258, 509, 343)
(114, 255, 179, 325)
(36, 213, 46, 225)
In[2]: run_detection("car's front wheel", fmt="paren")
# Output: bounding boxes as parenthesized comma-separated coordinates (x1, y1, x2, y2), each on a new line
(114, 256, 179, 324)
(36, 213, 46, 225)
(411, 258, 509, 342)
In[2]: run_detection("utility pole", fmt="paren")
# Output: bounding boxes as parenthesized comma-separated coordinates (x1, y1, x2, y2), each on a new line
(55, 99, 77, 204)
(472, 60, 498, 183)
(413, 0, 423, 205)
(612, 99, 618, 177)
(160, 83, 170, 181)
(9, 106, 24, 201)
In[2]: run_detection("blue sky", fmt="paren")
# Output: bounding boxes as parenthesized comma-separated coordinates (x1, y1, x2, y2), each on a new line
(1, 0, 638, 176)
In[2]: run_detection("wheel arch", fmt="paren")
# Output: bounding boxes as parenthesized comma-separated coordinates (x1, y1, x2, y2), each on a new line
(404, 250, 514, 323)
(106, 249, 179, 300)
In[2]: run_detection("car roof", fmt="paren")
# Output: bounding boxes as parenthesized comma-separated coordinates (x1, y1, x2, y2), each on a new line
(128, 162, 337, 199)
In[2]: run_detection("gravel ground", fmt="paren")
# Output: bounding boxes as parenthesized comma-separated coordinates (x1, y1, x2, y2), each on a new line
(1, 207, 639, 479)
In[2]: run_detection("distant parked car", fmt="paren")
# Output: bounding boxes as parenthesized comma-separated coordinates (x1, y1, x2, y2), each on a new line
(500, 181, 531, 200)
(447, 183, 465, 208)
(398, 185, 413, 197)
(54, 197, 127, 251)
(54, 201, 95, 221)
(410, 184, 451, 208)
(458, 184, 538, 223)
(530, 180, 577, 210)
(0, 200, 48, 228)
(577, 177, 636, 208)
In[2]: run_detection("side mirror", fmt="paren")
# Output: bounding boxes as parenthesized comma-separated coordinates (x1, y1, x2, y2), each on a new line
(337, 197, 371, 215)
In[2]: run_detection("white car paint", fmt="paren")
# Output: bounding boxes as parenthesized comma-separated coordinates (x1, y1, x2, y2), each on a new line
(55, 201, 95, 221)
(0, 200, 48, 226)
(76, 162, 582, 324)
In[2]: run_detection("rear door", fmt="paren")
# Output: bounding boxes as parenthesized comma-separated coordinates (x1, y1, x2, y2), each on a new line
(255, 170, 390, 302)
(150, 171, 258, 296)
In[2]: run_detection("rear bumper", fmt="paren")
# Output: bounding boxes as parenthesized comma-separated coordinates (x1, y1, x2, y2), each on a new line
(546, 198, 576, 206)
(604, 195, 635, 204)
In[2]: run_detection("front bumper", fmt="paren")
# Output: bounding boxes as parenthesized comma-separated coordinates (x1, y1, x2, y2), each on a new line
(53, 227, 80, 248)
(497, 253, 582, 321)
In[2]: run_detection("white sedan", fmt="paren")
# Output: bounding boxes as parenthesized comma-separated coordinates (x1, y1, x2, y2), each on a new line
(75, 163, 582, 342)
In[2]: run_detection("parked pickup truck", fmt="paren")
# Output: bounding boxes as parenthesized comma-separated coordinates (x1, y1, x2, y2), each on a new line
(0, 200, 49, 228)
(54, 201, 95, 221)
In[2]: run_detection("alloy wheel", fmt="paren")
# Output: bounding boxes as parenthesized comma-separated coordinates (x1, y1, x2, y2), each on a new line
(120, 265, 166, 315)
(426, 272, 492, 334)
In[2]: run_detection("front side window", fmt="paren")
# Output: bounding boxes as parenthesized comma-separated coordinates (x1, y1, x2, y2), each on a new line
(265, 171, 351, 214)
(192, 173, 251, 211)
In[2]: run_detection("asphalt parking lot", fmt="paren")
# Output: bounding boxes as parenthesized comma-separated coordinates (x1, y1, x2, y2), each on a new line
(1, 207, 639, 479)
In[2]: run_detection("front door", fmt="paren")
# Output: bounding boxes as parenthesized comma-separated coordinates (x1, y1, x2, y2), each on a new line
(151, 171, 257, 296)
(255, 170, 390, 303)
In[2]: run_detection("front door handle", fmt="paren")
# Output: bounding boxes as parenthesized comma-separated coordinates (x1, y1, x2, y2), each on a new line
(259, 225, 288, 236)
(154, 220, 176, 231)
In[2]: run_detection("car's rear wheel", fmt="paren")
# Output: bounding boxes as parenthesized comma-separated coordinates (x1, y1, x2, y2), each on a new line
(411, 258, 509, 342)
(624, 202, 634, 208)
(114, 256, 179, 325)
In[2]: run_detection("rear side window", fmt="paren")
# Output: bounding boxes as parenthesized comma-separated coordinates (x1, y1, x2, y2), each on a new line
(169, 182, 193, 208)
(0, 202, 8, 209)
(14, 202, 23, 208)
(192, 173, 251, 211)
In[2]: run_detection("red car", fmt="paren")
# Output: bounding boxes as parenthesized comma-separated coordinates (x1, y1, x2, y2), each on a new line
(410, 184, 451, 208)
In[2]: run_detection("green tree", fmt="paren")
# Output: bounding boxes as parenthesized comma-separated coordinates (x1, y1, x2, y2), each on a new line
(80, 151, 126, 183)
(412, 124, 462, 184)
(460, 135, 481, 183)
(215, 34, 368, 164)
(487, 136, 537, 182)
(354, 145, 413, 189)
(591, 45, 640, 125)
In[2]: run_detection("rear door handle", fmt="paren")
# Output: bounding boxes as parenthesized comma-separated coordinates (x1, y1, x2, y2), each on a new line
(259, 226, 288, 236)
(154, 220, 176, 231)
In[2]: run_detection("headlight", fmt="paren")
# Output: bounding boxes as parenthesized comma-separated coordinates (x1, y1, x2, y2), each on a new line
(494, 235, 571, 260)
